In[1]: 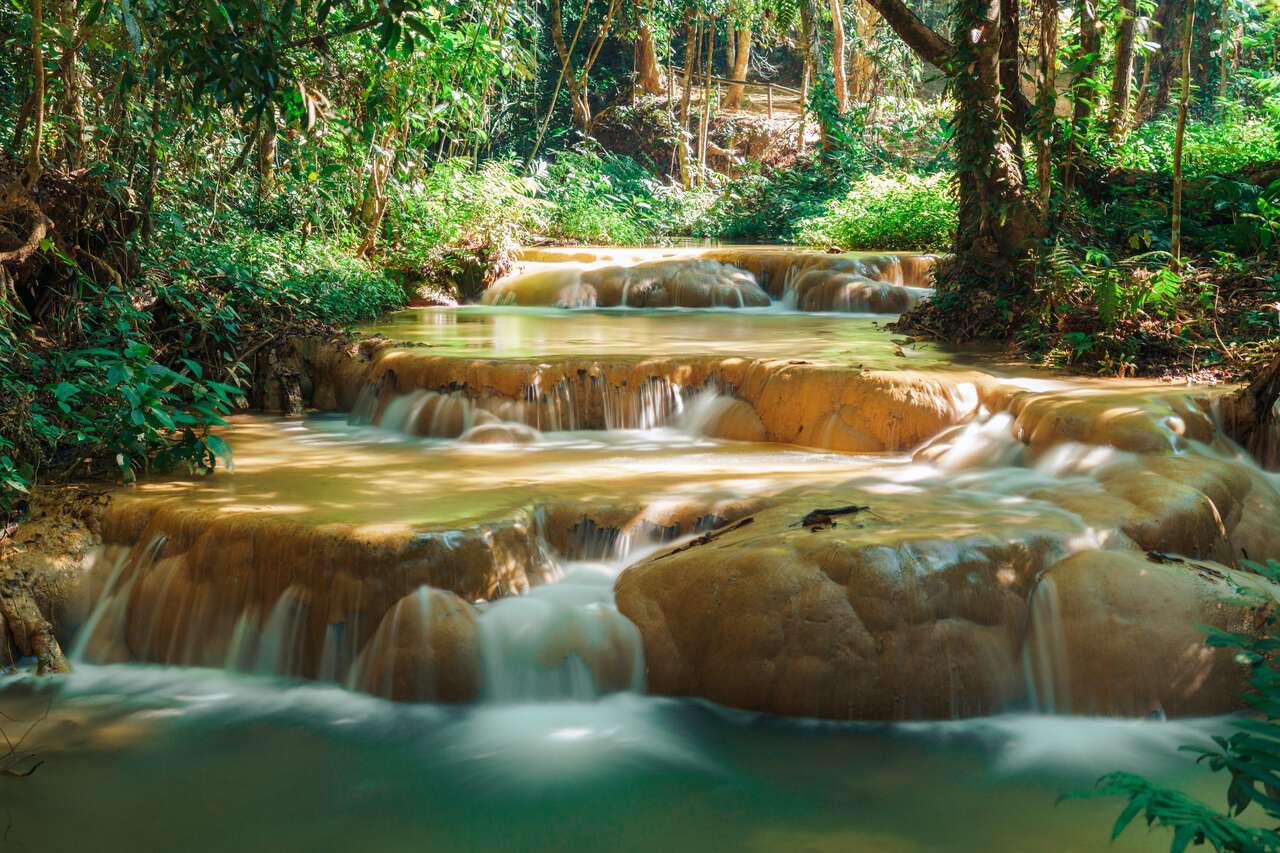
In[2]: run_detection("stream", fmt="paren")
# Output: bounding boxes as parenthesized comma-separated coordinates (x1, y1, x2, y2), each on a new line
(3, 246, 1276, 851)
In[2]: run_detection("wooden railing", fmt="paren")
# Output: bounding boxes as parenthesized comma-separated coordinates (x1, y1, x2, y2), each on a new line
(665, 66, 802, 118)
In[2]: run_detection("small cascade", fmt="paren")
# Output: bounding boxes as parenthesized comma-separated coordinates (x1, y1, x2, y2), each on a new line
(602, 377, 685, 430)
(476, 562, 644, 702)
(676, 390, 766, 442)
(1022, 576, 1073, 714)
(252, 586, 313, 678)
(914, 412, 1026, 471)
(482, 246, 935, 313)
(71, 506, 650, 706)
(361, 374, 696, 437)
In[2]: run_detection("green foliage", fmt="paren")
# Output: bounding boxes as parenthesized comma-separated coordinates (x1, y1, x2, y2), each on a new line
(539, 147, 707, 244)
(383, 158, 547, 287)
(1046, 247, 1184, 327)
(1106, 103, 1280, 176)
(0, 222, 405, 508)
(1079, 559, 1280, 852)
(798, 172, 957, 252)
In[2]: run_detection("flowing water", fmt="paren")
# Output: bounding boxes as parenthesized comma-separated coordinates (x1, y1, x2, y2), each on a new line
(3, 246, 1276, 850)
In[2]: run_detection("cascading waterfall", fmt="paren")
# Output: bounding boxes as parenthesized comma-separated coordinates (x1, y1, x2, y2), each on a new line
(71, 504, 662, 705)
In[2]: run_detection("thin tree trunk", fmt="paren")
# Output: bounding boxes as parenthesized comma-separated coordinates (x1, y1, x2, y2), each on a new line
(1062, 0, 1100, 195)
(357, 133, 396, 258)
(1107, 0, 1136, 137)
(1170, 0, 1195, 271)
(698, 17, 714, 175)
(677, 12, 698, 188)
(1073, 0, 1101, 124)
(22, 0, 45, 191)
(635, 6, 664, 96)
(831, 0, 849, 113)
(141, 87, 160, 245)
(797, 0, 819, 154)
(531, 0, 590, 162)
(1035, 0, 1058, 220)
(58, 0, 85, 171)
(723, 24, 752, 108)
(256, 110, 278, 199)
(848, 1, 881, 104)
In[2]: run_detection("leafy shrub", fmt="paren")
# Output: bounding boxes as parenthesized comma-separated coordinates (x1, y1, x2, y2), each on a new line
(1106, 102, 1280, 176)
(0, 220, 406, 508)
(695, 159, 854, 243)
(798, 172, 957, 252)
(383, 158, 547, 286)
(539, 147, 700, 244)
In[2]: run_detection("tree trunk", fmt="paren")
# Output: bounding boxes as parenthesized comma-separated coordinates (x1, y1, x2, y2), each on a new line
(697, 17, 714, 175)
(141, 87, 160, 244)
(722, 25, 752, 109)
(831, 0, 849, 113)
(1035, 0, 1058, 220)
(677, 12, 698, 188)
(797, 0, 819, 154)
(58, 0, 85, 171)
(566, 79, 592, 129)
(356, 140, 395, 258)
(1107, 0, 1136, 138)
(861, 0, 1038, 306)
(546, 0, 619, 134)
(1142, 0, 1185, 120)
(1170, 0, 1194, 271)
(1073, 0, 1101, 125)
(947, 0, 1039, 292)
(848, 1, 881, 104)
(1190, 0, 1219, 104)
(999, 0, 1026, 145)
(1062, 0, 1100, 195)
(256, 111, 278, 199)
(636, 12, 665, 96)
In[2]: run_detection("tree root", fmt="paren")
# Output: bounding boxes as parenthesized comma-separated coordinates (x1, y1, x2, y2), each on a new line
(1220, 351, 1280, 470)
(0, 586, 69, 675)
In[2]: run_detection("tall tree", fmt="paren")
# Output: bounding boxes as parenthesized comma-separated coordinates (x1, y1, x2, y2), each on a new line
(831, 0, 850, 112)
(861, 0, 1040, 302)
(1170, 0, 1195, 270)
(1107, 0, 1137, 137)
(1035, 0, 1058, 220)
(722, 8, 754, 109)
(635, 1, 666, 96)
(548, 0, 621, 131)
(796, 0, 820, 153)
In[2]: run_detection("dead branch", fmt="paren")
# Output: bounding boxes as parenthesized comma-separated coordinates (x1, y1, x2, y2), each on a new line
(653, 516, 754, 560)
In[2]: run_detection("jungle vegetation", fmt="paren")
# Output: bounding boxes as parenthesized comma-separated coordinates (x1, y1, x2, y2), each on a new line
(0, 0, 1277, 499)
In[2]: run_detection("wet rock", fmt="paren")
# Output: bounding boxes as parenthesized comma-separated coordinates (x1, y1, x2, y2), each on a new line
(616, 485, 1075, 719)
(1026, 550, 1269, 716)
(616, 452, 1280, 720)
(351, 587, 481, 702)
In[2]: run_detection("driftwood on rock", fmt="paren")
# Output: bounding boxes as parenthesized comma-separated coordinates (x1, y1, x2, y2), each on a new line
(652, 516, 754, 560)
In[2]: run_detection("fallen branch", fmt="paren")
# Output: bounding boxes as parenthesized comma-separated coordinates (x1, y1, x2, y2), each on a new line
(652, 516, 754, 560)
(795, 504, 870, 529)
